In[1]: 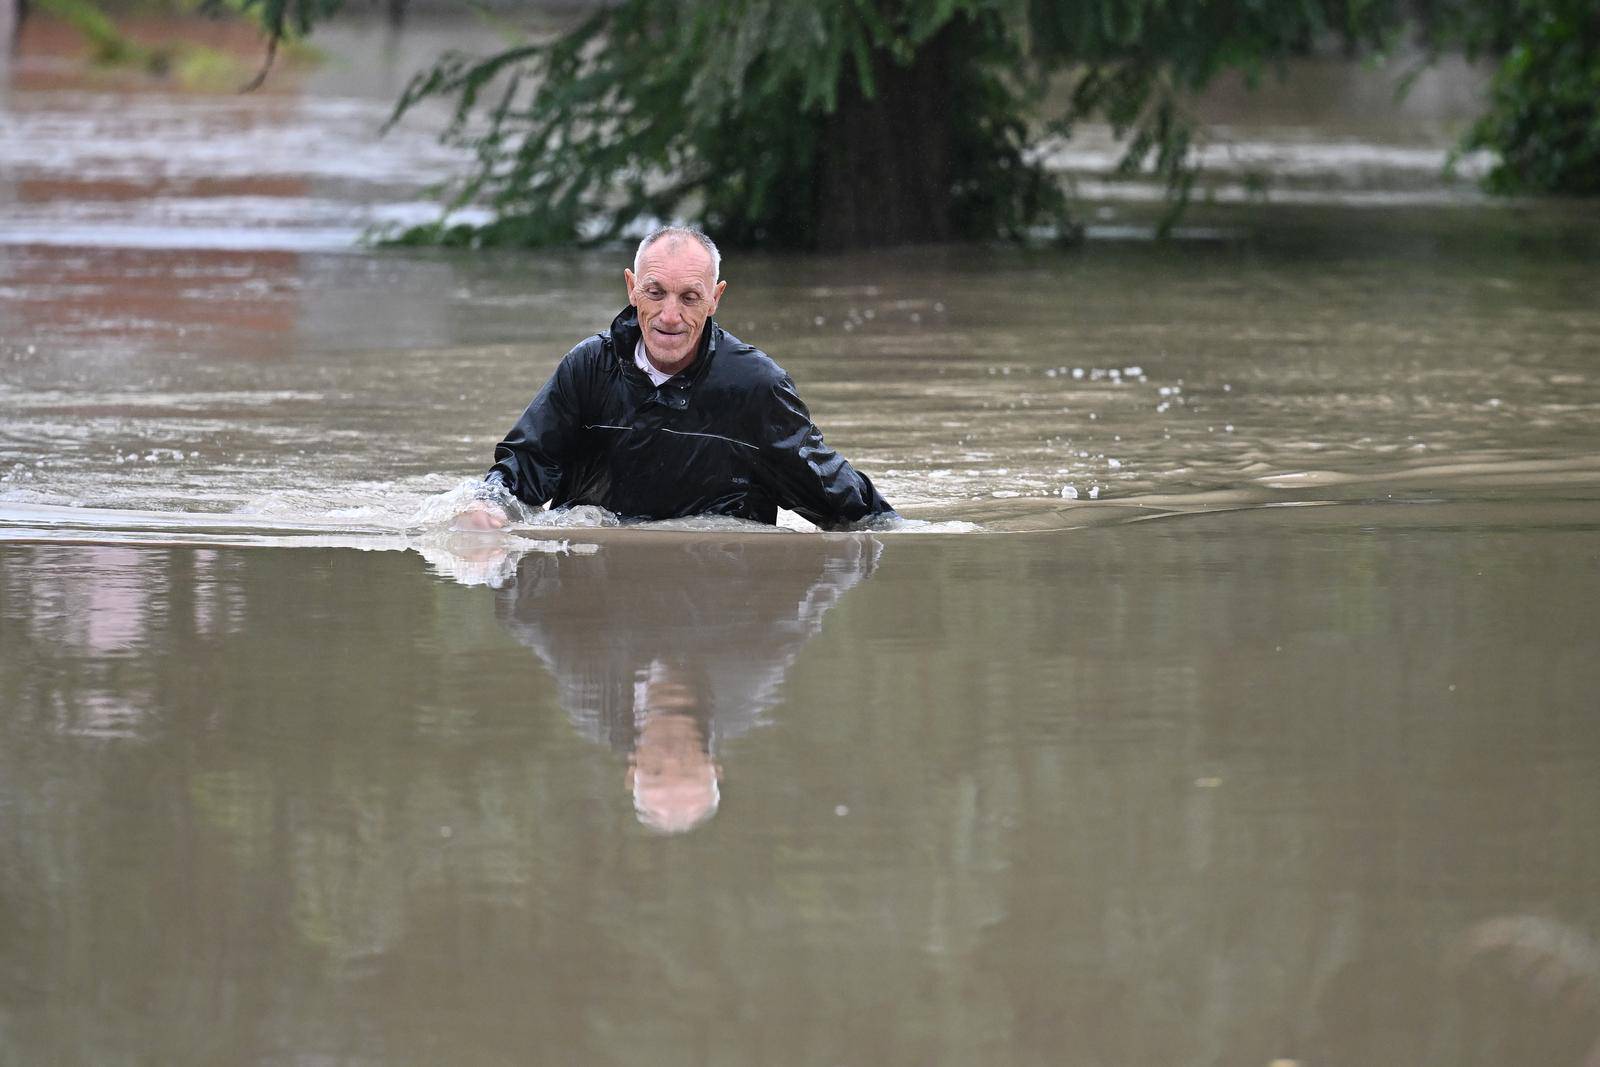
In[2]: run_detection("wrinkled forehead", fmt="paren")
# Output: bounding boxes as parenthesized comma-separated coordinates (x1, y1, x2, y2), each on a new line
(636, 238, 717, 288)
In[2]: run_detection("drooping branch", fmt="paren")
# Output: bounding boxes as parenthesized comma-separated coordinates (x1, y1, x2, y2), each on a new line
(238, 26, 279, 93)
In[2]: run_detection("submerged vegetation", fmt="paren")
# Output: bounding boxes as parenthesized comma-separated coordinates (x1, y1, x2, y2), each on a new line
(376, 0, 1411, 249)
(373, 0, 1600, 248)
(24, 0, 320, 87)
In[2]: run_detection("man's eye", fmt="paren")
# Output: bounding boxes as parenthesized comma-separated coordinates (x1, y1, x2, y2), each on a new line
(645, 288, 665, 299)
(682, 294, 700, 305)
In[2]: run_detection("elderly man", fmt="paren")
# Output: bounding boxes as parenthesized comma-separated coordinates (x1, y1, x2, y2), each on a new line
(455, 226, 895, 530)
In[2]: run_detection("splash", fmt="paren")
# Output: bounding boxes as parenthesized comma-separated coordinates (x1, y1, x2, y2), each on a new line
(412, 532, 598, 588)
(408, 478, 550, 529)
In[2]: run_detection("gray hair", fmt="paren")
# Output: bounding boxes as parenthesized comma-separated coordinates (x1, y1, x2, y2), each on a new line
(634, 225, 721, 282)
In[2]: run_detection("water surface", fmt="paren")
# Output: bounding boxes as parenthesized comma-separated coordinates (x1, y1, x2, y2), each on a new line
(5, 507, 1600, 1064)
(3, 16, 1600, 1066)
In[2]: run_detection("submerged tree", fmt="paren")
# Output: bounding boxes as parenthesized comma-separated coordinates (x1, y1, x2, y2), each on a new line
(55, 0, 1598, 247)
(376, 0, 1411, 249)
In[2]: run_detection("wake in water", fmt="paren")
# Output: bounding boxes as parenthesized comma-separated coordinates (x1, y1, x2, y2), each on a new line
(409, 478, 967, 535)
(7, 452, 1600, 576)
(0, 478, 983, 588)
(5, 448, 1599, 588)
(410, 481, 979, 584)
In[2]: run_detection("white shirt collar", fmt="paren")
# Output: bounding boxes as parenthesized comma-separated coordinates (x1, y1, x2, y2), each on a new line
(634, 338, 675, 387)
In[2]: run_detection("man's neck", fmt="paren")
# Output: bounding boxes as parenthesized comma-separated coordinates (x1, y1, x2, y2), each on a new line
(642, 342, 693, 375)
(634, 338, 680, 386)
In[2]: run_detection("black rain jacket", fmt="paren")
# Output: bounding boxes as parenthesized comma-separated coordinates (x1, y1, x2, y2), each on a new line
(485, 307, 896, 529)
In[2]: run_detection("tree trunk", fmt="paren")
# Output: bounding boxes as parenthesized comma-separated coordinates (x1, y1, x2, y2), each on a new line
(3, 0, 25, 55)
(812, 25, 958, 249)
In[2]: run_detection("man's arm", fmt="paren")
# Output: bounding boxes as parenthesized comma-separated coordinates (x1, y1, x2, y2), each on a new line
(457, 342, 592, 528)
(757, 373, 896, 530)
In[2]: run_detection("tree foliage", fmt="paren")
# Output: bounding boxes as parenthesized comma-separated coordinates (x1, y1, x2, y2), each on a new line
(378, 0, 1418, 249)
(200, 0, 340, 88)
(1459, 0, 1600, 195)
(29, 0, 311, 86)
(56, 0, 1597, 247)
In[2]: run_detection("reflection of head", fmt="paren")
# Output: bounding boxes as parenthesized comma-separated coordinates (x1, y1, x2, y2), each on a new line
(625, 661, 722, 834)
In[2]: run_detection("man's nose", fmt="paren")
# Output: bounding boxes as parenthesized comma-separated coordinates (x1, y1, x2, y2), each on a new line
(659, 297, 685, 322)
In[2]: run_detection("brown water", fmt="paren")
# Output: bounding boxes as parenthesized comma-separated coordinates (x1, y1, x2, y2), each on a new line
(4, 14, 1600, 1066)
(5, 512, 1600, 1065)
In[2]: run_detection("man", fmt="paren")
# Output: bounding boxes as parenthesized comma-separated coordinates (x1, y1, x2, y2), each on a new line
(454, 226, 895, 530)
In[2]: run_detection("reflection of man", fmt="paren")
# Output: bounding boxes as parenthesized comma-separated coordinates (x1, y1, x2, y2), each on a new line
(495, 535, 880, 832)
(455, 226, 895, 531)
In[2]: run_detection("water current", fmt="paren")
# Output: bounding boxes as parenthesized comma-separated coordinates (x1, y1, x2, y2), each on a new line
(3, 14, 1600, 1066)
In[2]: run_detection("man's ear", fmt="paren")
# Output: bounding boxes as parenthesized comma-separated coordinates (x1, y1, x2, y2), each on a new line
(623, 268, 637, 304)
(709, 279, 727, 313)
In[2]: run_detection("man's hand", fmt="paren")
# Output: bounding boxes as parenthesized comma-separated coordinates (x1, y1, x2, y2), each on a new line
(450, 500, 509, 531)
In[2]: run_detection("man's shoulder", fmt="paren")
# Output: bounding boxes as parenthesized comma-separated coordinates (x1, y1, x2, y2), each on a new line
(548, 331, 615, 382)
(563, 331, 612, 361)
(712, 326, 789, 388)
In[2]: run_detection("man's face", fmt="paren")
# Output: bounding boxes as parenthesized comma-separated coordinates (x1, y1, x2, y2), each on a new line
(624, 238, 727, 372)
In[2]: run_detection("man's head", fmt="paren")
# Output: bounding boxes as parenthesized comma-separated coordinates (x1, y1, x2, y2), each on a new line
(624, 226, 727, 373)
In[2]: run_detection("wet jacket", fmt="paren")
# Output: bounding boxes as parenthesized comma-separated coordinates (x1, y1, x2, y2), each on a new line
(485, 307, 895, 528)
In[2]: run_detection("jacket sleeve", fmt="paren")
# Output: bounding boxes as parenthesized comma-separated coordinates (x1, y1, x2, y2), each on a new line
(757, 373, 897, 530)
(485, 343, 591, 507)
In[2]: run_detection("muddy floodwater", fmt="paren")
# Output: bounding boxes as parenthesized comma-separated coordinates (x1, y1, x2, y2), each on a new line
(4, 15, 1600, 1067)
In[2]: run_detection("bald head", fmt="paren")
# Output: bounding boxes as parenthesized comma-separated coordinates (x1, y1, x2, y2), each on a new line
(634, 226, 721, 283)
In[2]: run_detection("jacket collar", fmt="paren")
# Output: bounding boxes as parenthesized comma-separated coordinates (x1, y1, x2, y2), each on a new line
(608, 305, 720, 388)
